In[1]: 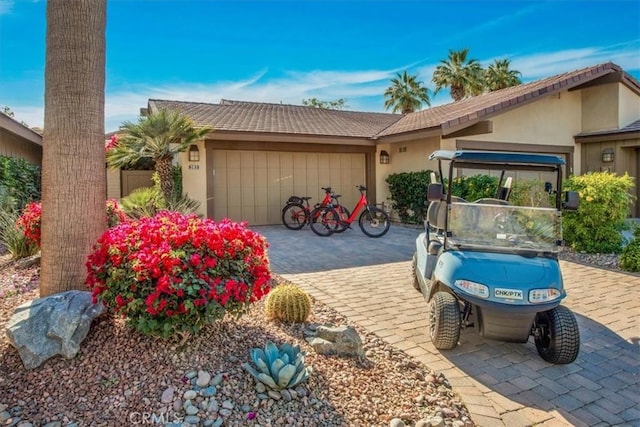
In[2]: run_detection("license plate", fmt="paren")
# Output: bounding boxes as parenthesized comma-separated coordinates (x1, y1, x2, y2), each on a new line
(495, 288, 523, 300)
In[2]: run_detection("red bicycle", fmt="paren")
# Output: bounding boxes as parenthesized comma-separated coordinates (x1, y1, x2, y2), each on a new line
(310, 185, 390, 238)
(281, 187, 334, 230)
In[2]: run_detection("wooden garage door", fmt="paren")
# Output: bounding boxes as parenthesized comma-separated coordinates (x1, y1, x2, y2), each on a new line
(211, 150, 365, 225)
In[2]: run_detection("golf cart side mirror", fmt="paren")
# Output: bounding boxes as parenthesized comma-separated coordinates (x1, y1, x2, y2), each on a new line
(427, 183, 444, 202)
(563, 191, 579, 210)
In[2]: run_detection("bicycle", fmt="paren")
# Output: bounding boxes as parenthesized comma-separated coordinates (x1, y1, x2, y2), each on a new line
(309, 185, 390, 238)
(281, 187, 334, 230)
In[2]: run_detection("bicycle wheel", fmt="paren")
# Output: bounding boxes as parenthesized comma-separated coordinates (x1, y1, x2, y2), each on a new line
(281, 204, 308, 230)
(359, 206, 390, 238)
(332, 206, 351, 233)
(309, 206, 340, 237)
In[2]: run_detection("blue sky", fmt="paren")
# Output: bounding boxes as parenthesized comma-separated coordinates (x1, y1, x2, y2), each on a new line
(1, 0, 639, 131)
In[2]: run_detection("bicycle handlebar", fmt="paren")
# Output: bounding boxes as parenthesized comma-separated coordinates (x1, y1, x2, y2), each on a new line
(322, 187, 333, 193)
(357, 185, 367, 192)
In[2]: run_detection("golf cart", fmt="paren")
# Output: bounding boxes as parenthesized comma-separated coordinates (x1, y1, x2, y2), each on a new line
(413, 150, 581, 364)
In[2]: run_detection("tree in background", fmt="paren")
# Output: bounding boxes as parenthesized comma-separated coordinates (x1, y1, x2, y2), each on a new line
(432, 48, 484, 101)
(383, 71, 430, 114)
(40, 0, 106, 296)
(485, 59, 522, 91)
(302, 98, 348, 110)
(106, 109, 211, 203)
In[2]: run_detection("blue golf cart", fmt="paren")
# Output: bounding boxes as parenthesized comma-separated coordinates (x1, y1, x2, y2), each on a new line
(413, 150, 581, 364)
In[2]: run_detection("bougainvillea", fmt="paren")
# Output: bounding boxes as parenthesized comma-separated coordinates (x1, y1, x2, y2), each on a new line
(85, 211, 272, 338)
(17, 200, 127, 248)
(105, 134, 119, 152)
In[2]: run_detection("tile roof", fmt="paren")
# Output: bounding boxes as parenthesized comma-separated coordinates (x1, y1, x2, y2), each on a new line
(148, 62, 638, 141)
(148, 99, 400, 138)
(377, 62, 634, 137)
(576, 118, 640, 138)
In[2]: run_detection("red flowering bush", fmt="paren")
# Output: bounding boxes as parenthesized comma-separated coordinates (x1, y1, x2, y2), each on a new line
(105, 134, 118, 152)
(16, 201, 41, 248)
(17, 200, 128, 248)
(85, 211, 272, 338)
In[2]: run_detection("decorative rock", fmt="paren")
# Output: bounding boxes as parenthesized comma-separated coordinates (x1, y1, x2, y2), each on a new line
(15, 254, 40, 269)
(185, 371, 197, 379)
(212, 419, 223, 427)
(183, 390, 197, 400)
(172, 399, 182, 412)
(196, 371, 211, 387)
(210, 373, 224, 386)
(415, 421, 430, 427)
(267, 390, 281, 400)
(306, 325, 364, 357)
(160, 386, 175, 403)
(203, 420, 214, 427)
(5, 291, 106, 369)
(241, 405, 251, 413)
(255, 382, 266, 393)
(294, 386, 307, 398)
(289, 389, 298, 399)
(206, 399, 219, 413)
(183, 399, 192, 410)
(389, 418, 405, 427)
(43, 422, 62, 427)
(17, 422, 33, 427)
(281, 389, 292, 402)
(0, 412, 10, 422)
(183, 415, 200, 425)
(185, 405, 199, 415)
(257, 393, 268, 400)
(426, 416, 445, 427)
(201, 386, 216, 397)
(218, 409, 231, 417)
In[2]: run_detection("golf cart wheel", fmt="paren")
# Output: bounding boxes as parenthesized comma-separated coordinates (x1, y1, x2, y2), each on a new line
(429, 291, 461, 350)
(411, 253, 421, 292)
(533, 305, 580, 364)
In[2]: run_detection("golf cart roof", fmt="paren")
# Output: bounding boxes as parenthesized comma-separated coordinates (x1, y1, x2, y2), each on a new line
(429, 150, 566, 167)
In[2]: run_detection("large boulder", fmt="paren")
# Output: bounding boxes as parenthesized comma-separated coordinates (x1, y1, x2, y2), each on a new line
(306, 325, 364, 357)
(6, 290, 106, 369)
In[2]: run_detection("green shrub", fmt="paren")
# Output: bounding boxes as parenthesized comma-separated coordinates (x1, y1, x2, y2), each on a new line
(0, 156, 41, 211)
(563, 172, 635, 253)
(620, 226, 640, 272)
(385, 170, 433, 224)
(0, 209, 38, 259)
(450, 175, 498, 202)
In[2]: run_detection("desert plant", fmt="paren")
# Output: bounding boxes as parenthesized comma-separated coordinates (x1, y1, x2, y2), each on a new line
(120, 172, 200, 219)
(242, 341, 312, 391)
(265, 283, 312, 323)
(563, 172, 635, 253)
(0, 209, 38, 259)
(86, 211, 272, 338)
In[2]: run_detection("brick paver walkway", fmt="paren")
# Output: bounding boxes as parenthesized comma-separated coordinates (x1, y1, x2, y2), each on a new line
(255, 225, 640, 427)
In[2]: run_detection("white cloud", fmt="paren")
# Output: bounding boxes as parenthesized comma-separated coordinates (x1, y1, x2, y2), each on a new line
(0, 0, 14, 15)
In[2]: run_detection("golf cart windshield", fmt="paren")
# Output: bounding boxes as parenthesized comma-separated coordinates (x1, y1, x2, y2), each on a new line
(447, 202, 561, 254)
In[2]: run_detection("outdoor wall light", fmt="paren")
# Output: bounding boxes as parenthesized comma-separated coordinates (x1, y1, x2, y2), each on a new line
(189, 145, 200, 162)
(380, 150, 390, 164)
(602, 148, 614, 163)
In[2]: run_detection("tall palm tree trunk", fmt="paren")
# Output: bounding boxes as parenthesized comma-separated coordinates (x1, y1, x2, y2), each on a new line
(155, 156, 175, 203)
(40, 0, 107, 296)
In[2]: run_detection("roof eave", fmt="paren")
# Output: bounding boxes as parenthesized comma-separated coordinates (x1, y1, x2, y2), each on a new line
(0, 113, 43, 147)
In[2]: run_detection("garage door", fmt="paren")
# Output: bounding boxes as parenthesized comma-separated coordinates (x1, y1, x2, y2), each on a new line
(211, 150, 365, 225)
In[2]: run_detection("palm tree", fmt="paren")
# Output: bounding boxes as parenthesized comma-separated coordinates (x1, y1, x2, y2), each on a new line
(107, 109, 212, 203)
(40, 0, 107, 296)
(383, 71, 431, 114)
(432, 48, 485, 101)
(485, 59, 522, 91)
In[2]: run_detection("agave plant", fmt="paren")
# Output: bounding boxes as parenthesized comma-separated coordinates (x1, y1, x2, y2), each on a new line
(242, 341, 312, 391)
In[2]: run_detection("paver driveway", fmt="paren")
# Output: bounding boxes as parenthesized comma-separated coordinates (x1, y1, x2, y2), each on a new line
(253, 225, 640, 427)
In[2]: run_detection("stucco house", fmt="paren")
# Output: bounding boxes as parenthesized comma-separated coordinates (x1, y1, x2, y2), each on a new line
(106, 61, 639, 223)
(0, 111, 42, 167)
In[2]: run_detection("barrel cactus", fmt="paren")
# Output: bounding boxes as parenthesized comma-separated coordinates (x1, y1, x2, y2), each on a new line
(265, 283, 312, 323)
(242, 341, 312, 391)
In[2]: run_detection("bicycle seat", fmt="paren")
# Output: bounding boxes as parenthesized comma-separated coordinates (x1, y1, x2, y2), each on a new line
(301, 197, 312, 201)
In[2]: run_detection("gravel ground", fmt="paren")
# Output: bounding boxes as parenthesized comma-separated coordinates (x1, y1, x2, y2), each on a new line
(0, 252, 475, 427)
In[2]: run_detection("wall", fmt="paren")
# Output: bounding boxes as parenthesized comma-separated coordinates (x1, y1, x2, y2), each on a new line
(106, 168, 121, 199)
(0, 129, 42, 166)
(180, 140, 208, 217)
(581, 83, 619, 133)
(375, 136, 440, 204)
(619, 84, 640, 128)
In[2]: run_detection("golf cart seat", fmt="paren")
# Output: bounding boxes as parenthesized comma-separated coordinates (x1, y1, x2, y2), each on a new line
(427, 196, 467, 233)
